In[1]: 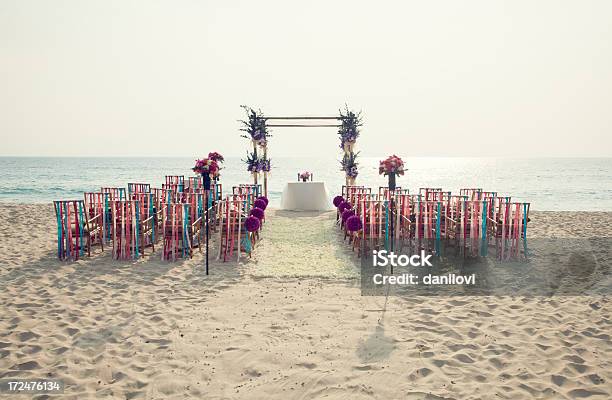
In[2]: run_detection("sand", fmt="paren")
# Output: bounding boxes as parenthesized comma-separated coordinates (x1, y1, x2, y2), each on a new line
(0, 204, 610, 399)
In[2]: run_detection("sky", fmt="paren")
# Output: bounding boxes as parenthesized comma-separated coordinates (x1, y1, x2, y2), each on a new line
(0, 0, 611, 157)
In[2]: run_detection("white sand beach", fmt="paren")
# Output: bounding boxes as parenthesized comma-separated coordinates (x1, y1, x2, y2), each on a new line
(3, 0, 612, 398)
(0, 204, 610, 399)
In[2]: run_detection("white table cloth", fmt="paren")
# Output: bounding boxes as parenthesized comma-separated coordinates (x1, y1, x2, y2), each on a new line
(280, 182, 332, 211)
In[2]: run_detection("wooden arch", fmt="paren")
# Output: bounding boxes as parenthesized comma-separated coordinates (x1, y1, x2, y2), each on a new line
(259, 116, 346, 197)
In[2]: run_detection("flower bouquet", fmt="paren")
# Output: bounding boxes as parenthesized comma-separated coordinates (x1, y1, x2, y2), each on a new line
(193, 158, 220, 190)
(298, 171, 311, 182)
(340, 131, 358, 153)
(244, 151, 262, 176)
(206, 152, 224, 182)
(340, 152, 359, 185)
(193, 158, 220, 175)
(240, 105, 270, 148)
(260, 157, 271, 173)
(207, 151, 224, 163)
(378, 155, 405, 190)
(338, 106, 362, 154)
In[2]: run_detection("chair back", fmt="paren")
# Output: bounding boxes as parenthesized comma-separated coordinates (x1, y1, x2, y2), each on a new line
(165, 175, 185, 192)
(109, 200, 143, 260)
(54, 200, 87, 260)
(128, 183, 151, 194)
(162, 203, 191, 261)
(84, 192, 110, 243)
(101, 187, 126, 201)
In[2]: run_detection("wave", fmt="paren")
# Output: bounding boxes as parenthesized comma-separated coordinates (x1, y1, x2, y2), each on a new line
(0, 187, 83, 196)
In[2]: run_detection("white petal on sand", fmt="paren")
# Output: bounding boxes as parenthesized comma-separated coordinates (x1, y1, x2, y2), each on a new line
(248, 210, 359, 279)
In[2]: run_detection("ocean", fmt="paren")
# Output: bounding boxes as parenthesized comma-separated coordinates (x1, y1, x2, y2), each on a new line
(0, 157, 610, 211)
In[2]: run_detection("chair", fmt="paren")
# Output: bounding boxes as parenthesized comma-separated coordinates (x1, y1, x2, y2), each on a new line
(212, 181, 223, 200)
(459, 188, 483, 201)
(152, 187, 175, 234)
(233, 184, 262, 197)
(340, 186, 371, 222)
(185, 177, 222, 200)
(217, 195, 257, 261)
(162, 183, 184, 194)
(109, 200, 153, 260)
(419, 188, 442, 200)
(161, 203, 197, 261)
(232, 187, 258, 215)
(186, 176, 201, 192)
(84, 192, 111, 243)
(378, 187, 408, 199)
(54, 200, 104, 260)
(487, 202, 530, 260)
(128, 183, 151, 195)
(341, 185, 367, 198)
(351, 199, 387, 256)
(98, 190, 148, 245)
(101, 187, 126, 201)
(165, 176, 185, 192)
(183, 191, 206, 250)
(131, 193, 157, 250)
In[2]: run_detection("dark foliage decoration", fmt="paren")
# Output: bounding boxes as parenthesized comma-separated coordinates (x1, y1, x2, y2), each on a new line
(340, 151, 360, 179)
(337, 105, 362, 149)
(240, 105, 270, 146)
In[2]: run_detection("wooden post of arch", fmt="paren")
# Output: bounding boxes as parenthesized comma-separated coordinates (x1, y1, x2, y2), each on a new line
(253, 140, 258, 186)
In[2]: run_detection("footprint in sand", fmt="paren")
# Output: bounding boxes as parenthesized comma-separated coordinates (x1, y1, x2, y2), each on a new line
(11, 360, 40, 370)
(17, 331, 40, 342)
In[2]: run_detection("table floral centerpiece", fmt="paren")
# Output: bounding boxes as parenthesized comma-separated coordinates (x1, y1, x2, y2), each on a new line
(298, 171, 311, 182)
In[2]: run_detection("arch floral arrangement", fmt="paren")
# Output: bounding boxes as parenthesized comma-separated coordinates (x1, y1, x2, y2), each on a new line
(338, 106, 362, 185)
(240, 106, 272, 191)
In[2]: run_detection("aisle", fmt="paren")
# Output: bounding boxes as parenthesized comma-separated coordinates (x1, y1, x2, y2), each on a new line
(247, 209, 359, 278)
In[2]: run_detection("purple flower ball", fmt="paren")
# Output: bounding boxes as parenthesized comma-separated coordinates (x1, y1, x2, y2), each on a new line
(346, 215, 363, 232)
(338, 201, 352, 213)
(257, 196, 269, 206)
(250, 207, 265, 221)
(245, 215, 260, 232)
(254, 199, 267, 210)
(333, 195, 345, 207)
(342, 209, 355, 223)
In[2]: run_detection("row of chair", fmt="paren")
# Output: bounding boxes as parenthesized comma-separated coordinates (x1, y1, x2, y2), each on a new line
(54, 179, 265, 262)
(338, 186, 530, 260)
(55, 189, 215, 261)
(218, 184, 265, 262)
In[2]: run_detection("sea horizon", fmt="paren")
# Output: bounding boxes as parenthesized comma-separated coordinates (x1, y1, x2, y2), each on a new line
(1, 155, 610, 159)
(1, 156, 610, 211)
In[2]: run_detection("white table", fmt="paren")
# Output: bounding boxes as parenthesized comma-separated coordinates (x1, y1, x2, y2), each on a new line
(280, 182, 332, 211)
